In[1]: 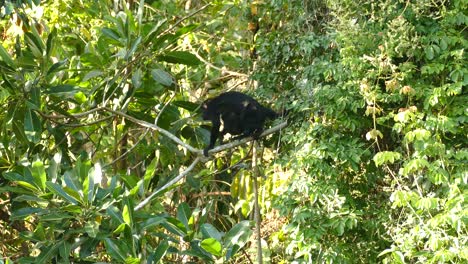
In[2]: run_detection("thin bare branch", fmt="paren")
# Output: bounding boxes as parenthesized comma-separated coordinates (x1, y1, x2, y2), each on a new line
(135, 156, 201, 210)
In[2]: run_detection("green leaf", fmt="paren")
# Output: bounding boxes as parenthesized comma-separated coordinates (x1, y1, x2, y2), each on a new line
(10, 207, 45, 220)
(104, 238, 126, 262)
(0, 44, 15, 68)
(85, 220, 100, 238)
(172, 100, 199, 111)
(201, 223, 223, 241)
(140, 216, 165, 231)
(83, 70, 103, 81)
(161, 217, 187, 236)
(177, 202, 191, 230)
(46, 27, 57, 56)
(46, 59, 67, 76)
(31, 160, 46, 190)
(150, 240, 169, 262)
(158, 51, 201, 66)
(201, 238, 222, 257)
(24, 108, 41, 143)
(63, 170, 82, 193)
(16, 181, 40, 192)
(102, 28, 121, 42)
(224, 221, 252, 260)
(107, 206, 125, 224)
(131, 68, 143, 89)
(151, 69, 174, 87)
(46, 85, 79, 97)
(123, 204, 132, 226)
(125, 36, 142, 59)
(46, 182, 79, 205)
(373, 151, 402, 166)
(425, 45, 434, 60)
(143, 156, 158, 188)
(25, 32, 44, 58)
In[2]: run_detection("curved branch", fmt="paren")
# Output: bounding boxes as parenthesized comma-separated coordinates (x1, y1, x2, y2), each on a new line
(205, 120, 288, 156)
(102, 107, 200, 153)
(135, 157, 201, 211)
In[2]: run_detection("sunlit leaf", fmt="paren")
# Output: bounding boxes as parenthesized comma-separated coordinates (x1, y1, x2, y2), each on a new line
(201, 238, 222, 257)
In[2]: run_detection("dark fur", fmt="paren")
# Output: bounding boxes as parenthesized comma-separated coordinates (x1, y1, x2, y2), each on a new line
(202, 91, 278, 156)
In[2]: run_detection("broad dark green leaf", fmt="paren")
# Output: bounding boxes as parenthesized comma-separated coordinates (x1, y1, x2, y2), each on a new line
(46, 85, 79, 96)
(150, 240, 169, 263)
(139, 216, 165, 231)
(36, 242, 61, 264)
(25, 32, 44, 58)
(158, 51, 201, 66)
(10, 207, 46, 220)
(107, 206, 125, 224)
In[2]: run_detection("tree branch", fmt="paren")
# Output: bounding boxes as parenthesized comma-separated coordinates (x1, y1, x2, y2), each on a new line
(205, 120, 288, 156)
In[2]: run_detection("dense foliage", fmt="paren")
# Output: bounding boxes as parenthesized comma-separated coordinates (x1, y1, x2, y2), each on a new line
(0, 0, 466, 263)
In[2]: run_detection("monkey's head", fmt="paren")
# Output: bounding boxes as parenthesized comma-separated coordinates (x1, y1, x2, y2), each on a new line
(201, 100, 212, 120)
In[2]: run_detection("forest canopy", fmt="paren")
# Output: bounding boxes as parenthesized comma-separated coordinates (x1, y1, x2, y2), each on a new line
(0, 0, 466, 263)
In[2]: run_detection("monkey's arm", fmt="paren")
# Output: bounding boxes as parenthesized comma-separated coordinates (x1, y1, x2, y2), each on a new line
(204, 118, 220, 156)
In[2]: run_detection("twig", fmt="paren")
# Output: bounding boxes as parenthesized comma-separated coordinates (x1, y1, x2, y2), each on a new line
(252, 140, 263, 264)
(158, 3, 211, 37)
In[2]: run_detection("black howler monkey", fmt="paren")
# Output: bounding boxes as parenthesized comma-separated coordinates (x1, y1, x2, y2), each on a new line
(201, 91, 279, 156)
